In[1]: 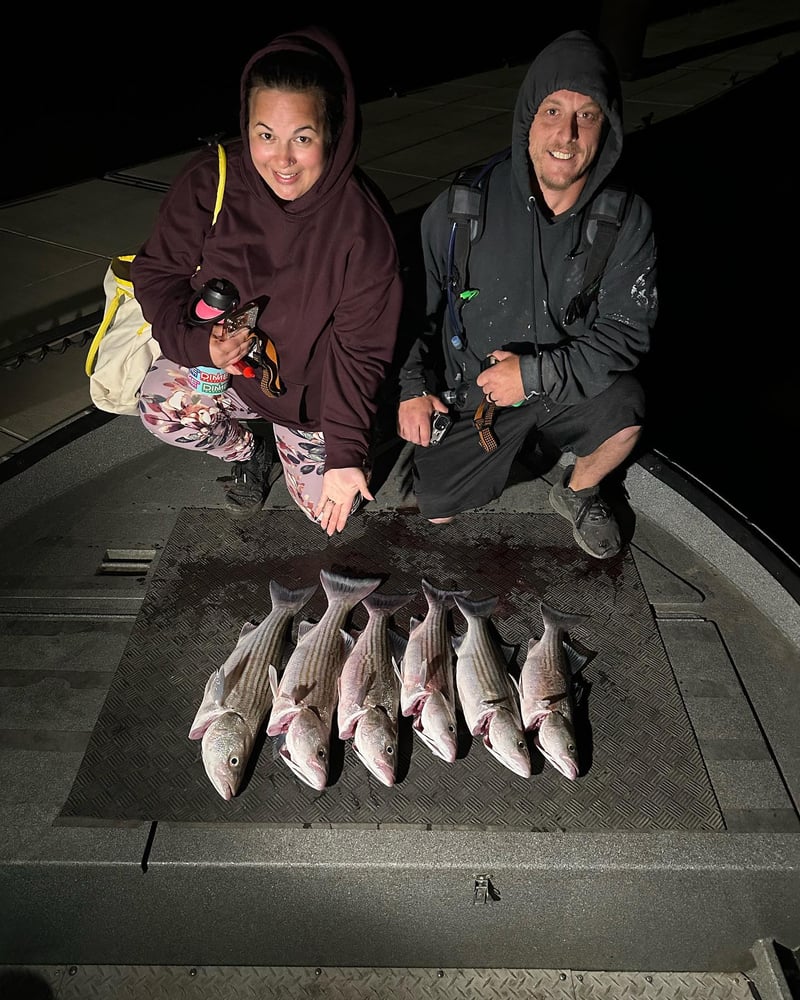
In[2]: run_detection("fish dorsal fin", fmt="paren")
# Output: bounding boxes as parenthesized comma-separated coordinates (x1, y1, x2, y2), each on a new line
(268, 663, 281, 699)
(388, 627, 407, 664)
(238, 619, 259, 641)
(297, 619, 316, 641)
(562, 638, 591, 674)
(419, 657, 428, 686)
(211, 666, 226, 705)
(341, 629, 356, 658)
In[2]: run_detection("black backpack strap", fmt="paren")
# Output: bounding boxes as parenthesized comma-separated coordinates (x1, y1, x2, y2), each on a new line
(445, 147, 511, 350)
(564, 185, 630, 326)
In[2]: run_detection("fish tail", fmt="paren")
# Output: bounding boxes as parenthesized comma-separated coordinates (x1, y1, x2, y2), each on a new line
(540, 600, 589, 631)
(453, 594, 498, 620)
(363, 591, 415, 617)
(421, 578, 472, 609)
(270, 579, 319, 614)
(320, 568, 383, 608)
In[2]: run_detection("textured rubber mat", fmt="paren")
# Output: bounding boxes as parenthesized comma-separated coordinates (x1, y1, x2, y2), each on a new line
(60, 508, 723, 831)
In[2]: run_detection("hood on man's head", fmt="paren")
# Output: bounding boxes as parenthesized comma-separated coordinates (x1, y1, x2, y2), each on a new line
(511, 29, 624, 206)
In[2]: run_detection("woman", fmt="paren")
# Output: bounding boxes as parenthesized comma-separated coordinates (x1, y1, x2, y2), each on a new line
(131, 26, 403, 535)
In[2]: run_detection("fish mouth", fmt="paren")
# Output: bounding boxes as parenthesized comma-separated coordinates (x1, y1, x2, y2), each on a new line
(483, 737, 531, 778)
(552, 757, 579, 780)
(352, 744, 396, 786)
(279, 745, 327, 790)
(211, 776, 234, 800)
(412, 720, 457, 763)
(533, 735, 579, 780)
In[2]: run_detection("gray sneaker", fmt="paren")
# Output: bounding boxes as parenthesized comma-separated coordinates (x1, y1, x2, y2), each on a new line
(548, 465, 621, 559)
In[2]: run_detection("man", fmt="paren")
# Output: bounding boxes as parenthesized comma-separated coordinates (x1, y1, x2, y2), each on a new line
(396, 30, 658, 559)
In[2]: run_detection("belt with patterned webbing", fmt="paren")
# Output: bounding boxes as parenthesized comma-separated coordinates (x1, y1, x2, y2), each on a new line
(473, 397, 498, 452)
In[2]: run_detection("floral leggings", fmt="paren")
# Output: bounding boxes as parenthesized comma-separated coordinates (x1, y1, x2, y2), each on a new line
(138, 358, 334, 523)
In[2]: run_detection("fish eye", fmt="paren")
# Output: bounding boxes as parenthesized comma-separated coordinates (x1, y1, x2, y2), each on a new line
(317, 747, 328, 761)
(447, 724, 455, 734)
(385, 744, 395, 756)
(567, 743, 576, 753)
(517, 740, 526, 750)
(229, 756, 240, 767)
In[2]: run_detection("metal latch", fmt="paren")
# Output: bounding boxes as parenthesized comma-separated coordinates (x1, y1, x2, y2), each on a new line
(473, 875, 500, 904)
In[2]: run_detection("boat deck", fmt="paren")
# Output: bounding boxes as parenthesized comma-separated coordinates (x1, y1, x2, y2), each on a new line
(1, 3, 799, 996)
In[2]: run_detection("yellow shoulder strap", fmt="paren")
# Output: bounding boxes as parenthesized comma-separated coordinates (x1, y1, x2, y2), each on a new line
(212, 143, 226, 225)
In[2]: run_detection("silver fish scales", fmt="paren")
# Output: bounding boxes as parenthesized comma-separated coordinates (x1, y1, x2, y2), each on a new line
(398, 578, 470, 763)
(188, 578, 318, 800)
(267, 567, 383, 789)
(517, 600, 590, 780)
(338, 590, 412, 786)
(452, 594, 531, 779)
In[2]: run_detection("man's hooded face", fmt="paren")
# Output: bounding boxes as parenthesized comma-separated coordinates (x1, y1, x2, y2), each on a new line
(527, 89, 605, 211)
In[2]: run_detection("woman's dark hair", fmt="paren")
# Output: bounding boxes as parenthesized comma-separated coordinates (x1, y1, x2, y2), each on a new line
(246, 48, 345, 149)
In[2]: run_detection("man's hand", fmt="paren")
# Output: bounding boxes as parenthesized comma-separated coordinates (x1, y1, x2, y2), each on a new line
(475, 350, 525, 406)
(397, 395, 448, 446)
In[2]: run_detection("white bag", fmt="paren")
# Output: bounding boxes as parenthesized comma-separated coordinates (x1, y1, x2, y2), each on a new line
(85, 255, 160, 415)
(84, 143, 227, 416)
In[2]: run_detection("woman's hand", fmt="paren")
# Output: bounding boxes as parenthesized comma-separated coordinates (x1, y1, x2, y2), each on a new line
(314, 468, 373, 536)
(208, 322, 255, 373)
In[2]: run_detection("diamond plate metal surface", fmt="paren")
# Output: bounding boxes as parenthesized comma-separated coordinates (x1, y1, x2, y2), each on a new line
(1, 965, 756, 999)
(59, 508, 723, 830)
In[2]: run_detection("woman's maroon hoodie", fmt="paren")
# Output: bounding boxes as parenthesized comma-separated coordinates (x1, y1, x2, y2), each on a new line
(131, 25, 403, 471)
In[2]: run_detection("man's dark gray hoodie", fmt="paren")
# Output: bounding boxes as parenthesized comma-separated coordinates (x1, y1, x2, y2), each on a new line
(399, 29, 658, 411)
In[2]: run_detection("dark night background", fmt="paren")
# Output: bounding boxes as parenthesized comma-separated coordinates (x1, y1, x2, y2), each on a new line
(3, 4, 798, 565)
(7, 3, 652, 201)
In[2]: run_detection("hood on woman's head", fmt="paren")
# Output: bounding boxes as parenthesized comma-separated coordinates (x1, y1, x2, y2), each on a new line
(239, 25, 360, 216)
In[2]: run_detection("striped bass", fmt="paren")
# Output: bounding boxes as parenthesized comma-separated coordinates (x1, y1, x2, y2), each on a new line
(517, 600, 590, 780)
(267, 568, 383, 789)
(188, 579, 318, 799)
(338, 591, 413, 786)
(452, 594, 531, 778)
(398, 578, 470, 763)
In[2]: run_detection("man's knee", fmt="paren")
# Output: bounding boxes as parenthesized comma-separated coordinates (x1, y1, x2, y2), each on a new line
(606, 424, 642, 449)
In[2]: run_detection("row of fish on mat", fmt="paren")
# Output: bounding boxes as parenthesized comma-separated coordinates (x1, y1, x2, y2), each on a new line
(188, 568, 591, 800)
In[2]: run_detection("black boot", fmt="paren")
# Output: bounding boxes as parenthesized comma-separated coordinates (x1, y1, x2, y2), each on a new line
(223, 436, 274, 515)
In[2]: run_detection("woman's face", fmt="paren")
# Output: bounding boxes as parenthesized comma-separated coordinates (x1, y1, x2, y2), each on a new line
(248, 88, 327, 201)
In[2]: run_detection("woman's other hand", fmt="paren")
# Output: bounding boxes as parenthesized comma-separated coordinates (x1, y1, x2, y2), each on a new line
(314, 468, 373, 536)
